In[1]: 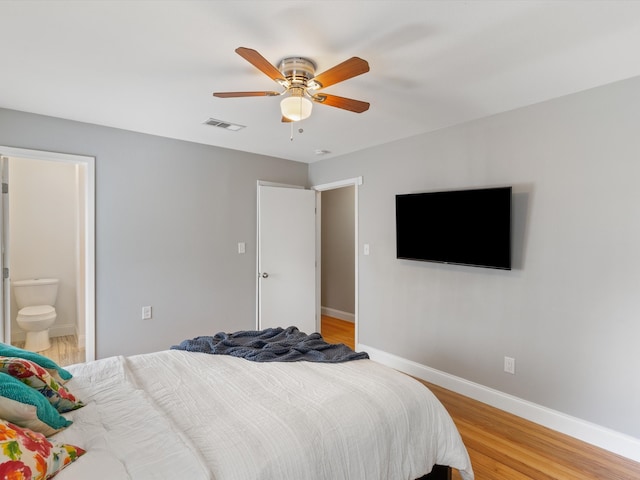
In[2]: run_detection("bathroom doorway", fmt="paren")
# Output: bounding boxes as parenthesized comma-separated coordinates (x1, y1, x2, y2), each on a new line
(0, 147, 95, 365)
(312, 177, 361, 350)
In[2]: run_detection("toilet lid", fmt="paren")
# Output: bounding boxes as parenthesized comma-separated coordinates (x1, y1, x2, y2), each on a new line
(18, 305, 55, 316)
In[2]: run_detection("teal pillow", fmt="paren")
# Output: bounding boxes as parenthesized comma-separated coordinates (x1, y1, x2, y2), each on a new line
(0, 343, 72, 382)
(0, 372, 72, 432)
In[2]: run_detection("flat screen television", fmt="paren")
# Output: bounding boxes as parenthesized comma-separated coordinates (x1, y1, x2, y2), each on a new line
(395, 186, 512, 270)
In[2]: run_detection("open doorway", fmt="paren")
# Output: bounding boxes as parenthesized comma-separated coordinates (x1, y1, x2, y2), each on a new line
(313, 177, 361, 350)
(0, 146, 95, 366)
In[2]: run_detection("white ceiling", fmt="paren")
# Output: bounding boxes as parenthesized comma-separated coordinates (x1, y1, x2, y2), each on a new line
(3, 1, 640, 163)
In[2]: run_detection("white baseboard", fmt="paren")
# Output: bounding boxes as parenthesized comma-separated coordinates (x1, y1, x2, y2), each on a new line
(11, 330, 24, 342)
(321, 306, 355, 323)
(51, 324, 76, 338)
(359, 343, 640, 464)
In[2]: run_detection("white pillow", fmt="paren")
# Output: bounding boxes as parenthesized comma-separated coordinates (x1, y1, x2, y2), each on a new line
(0, 395, 63, 436)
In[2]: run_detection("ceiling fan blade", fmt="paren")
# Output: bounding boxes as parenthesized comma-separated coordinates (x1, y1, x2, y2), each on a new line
(309, 57, 369, 89)
(235, 47, 287, 85)
(312, 93, 370, 113)
(213, 91, 281, 98)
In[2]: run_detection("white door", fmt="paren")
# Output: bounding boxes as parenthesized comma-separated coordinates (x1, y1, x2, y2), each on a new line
(0, 156, 9, 344)
(257, 184, 316, 333)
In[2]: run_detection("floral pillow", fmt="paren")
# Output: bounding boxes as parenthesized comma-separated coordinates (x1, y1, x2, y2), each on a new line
(0, 419, 85, 479)
(0, 343, 72, 384)
(0, 373, 72, 434)
(0, 356, 84, 413)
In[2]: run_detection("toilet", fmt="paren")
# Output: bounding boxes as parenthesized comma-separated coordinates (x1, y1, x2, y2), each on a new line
(13, 278, 59, 352)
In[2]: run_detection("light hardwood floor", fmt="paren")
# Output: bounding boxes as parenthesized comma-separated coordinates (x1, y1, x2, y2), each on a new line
(13, 335, 85, 367)
(320, 316, 640, 479)
(321, 314, 355, 350)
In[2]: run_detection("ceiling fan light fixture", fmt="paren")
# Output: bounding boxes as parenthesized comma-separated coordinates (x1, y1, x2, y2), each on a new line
(280, 95, 313, 122)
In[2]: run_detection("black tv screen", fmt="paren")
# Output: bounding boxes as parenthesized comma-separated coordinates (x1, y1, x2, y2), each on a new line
(396, 186, 512, 270)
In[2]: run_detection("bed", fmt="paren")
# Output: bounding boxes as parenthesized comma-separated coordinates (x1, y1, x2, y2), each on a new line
(0, 331, 474, 479)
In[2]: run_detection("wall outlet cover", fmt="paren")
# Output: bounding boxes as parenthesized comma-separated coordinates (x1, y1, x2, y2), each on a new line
(504, 356, 515, 374)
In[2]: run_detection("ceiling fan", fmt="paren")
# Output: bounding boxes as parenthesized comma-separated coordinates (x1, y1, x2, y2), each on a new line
(213, 47, 370, 122)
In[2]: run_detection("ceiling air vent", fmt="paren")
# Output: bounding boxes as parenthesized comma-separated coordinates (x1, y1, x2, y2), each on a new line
(203, 118, 245, 131)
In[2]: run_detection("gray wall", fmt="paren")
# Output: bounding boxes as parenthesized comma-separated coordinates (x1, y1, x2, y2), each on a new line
(309, 76, 640, 439)
(321, 186, 355, 316)
(0, 108, 308, 359)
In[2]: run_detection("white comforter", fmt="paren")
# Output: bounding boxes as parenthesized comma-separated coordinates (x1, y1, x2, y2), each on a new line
(53, 350, 473, 480)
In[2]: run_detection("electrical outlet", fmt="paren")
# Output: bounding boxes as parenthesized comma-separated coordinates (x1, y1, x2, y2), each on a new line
(238, 242, 246, 254)
(142, 306, 152, 320)
(504, 356, 515, 374)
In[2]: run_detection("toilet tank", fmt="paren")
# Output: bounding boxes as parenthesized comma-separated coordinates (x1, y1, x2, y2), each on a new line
(13, 278, 59, 309)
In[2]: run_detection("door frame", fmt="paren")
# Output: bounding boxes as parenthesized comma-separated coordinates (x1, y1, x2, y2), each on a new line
(312, 176, 362, 347)
(0, 146, 95, 361)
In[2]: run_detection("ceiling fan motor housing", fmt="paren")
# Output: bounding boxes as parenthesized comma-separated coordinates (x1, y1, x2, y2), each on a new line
(279, 57, 317, 88)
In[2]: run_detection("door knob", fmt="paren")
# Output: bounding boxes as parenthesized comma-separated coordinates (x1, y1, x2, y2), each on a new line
(261, 272, 269, 278)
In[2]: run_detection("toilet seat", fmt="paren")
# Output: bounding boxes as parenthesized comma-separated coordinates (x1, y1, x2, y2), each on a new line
(18, 305, 56, 320)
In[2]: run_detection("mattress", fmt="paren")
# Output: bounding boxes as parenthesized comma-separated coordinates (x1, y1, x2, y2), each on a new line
(53, 349, 474, 479)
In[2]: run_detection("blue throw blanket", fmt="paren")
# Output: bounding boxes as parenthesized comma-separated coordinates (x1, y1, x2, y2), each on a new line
(170, 326, 369, 363)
